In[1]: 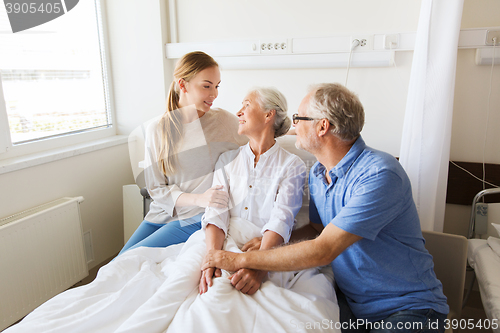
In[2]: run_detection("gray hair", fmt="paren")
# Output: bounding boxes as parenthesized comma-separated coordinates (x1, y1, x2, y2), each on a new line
(307, 83, 364, 141)
(250, 87, 291, 138)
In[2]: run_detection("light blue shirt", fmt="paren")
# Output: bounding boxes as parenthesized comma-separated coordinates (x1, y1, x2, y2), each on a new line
(309, 136, 449, 322)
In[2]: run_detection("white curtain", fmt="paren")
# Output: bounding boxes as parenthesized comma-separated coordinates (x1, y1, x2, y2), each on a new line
(399, 0, 464, 232)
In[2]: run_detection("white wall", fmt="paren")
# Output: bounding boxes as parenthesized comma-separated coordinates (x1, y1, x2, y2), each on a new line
(172, 0, 421, 157)
(0, 144, 134, 270)
(452, 48, 500, 164)
(105, 0, 172, 135)
(446, 45, 500, 235)
(168, 0, 500, 162)
(445, 1, 500, 236)
(176, 1, 422, 41)
(166, 0, 500, 236)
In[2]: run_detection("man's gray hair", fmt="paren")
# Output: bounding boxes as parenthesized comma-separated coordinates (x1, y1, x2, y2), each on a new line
(307, 83, 365, 141)
(250, 87, 291, 138)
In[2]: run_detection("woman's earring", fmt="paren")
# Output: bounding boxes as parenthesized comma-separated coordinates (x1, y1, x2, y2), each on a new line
(178, 79, 187, 93)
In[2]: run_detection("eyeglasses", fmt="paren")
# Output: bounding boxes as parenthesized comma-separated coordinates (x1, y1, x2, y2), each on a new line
(292, 113, 324, 125)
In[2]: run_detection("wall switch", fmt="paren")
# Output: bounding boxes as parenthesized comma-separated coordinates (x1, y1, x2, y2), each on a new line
(475, 202, 488, 235)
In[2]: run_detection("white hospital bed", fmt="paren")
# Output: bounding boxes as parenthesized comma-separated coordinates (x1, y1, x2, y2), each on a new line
(5, 136, 341, 333)
(465, 188, 500, 333)
(4, 135, 469, 332)
(4, 230, 340, 333)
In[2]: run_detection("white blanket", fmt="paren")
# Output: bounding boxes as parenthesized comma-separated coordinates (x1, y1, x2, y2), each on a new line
(6, 218, 340, 333)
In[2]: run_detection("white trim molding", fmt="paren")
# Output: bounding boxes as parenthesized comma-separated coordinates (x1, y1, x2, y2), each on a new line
(0, 135, 128, 175)
(165, 27, 500, 69)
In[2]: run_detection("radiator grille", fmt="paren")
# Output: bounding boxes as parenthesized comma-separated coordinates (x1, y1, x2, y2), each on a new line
(0, 196, 88, 331)
(0, 198, 70, 227)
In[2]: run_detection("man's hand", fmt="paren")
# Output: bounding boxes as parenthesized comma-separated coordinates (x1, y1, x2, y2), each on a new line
(241, 237, 262, 252)
(202, 249, 242, 272)
(229, 268, 267, 295)
(199, 267, 222, 294)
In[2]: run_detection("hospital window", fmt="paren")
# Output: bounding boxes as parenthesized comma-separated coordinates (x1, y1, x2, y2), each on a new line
(0, 0, 111, 145)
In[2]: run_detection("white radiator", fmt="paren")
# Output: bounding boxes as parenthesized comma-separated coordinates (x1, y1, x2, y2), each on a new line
(0, 197, 88, 331)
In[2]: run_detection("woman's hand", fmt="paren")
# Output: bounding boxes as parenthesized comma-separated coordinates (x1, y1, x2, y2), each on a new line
(196, 185, 229, 208)
(201, 224, 225, 294)
(229, 268, 267, 295)
(199, 266, 222, 294)
(241, 237, 262, 252)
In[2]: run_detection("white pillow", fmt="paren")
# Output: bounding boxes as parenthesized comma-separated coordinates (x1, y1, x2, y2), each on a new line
(492, 223, 500, 237)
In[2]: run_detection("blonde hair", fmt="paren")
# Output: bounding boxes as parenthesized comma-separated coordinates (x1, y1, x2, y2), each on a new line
(158, 51, 218, 176)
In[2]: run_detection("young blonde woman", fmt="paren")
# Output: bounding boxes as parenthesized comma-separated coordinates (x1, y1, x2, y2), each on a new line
(199, 87, 306, 295)
(119, 51, 247, 255)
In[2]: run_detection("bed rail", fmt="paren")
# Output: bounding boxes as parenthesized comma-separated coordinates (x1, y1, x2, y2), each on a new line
(467, 188, 500, 239)
(463, 187, 500, 309)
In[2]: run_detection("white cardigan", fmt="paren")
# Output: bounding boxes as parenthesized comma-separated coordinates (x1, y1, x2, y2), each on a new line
(143, 108, 248, 224)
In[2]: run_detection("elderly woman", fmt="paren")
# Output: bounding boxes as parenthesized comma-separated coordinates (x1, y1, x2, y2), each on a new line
(200, 87, 306, 295)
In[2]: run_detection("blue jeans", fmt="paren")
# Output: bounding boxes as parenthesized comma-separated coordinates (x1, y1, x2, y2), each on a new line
(336, 286, 447, 333)
(118, 213, 203, 256)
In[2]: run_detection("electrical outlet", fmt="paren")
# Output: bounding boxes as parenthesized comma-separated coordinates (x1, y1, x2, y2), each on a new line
(350, 35, 373, 50)
(384, 34, 400, 50)
(486, 30, 500, 46)
(260, 39, 288, 54)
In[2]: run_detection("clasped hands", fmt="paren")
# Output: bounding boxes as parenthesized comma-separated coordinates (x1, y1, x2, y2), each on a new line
(199, 236, 263, 295)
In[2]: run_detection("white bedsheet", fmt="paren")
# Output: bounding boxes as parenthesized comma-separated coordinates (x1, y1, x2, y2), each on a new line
(468, 238, 500, 333)
(6, 218, 340, 333)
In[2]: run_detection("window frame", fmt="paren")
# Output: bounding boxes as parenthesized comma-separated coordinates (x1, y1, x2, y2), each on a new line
(0, 0, 116, 161)
(0, 76, 12, 155)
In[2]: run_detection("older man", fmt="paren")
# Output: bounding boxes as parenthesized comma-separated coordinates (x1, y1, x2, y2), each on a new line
(202, 83, 449, 332)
